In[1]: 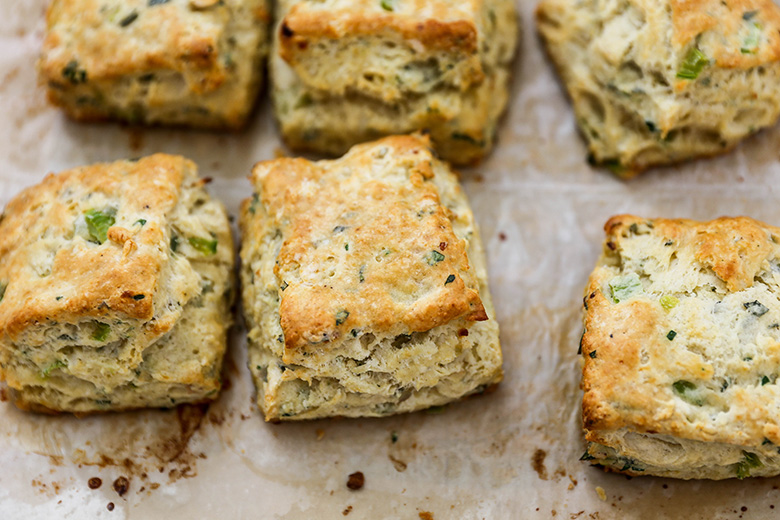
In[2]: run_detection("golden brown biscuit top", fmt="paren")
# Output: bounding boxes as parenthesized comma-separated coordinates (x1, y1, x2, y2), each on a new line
(250, 135, 486, 351)
(671, 0, 780, 68)
(40, 0, 268, 92)
(0, 155, 190, 338)
(583, 215, 780, 448)
(278, 0, 484, 55)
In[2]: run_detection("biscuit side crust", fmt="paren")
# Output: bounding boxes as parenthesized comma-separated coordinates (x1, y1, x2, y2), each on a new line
(536, 0, 780, 176)
(271, 0, 518, 165)
(581, 215, 780, 478)
(0, 155, 234, 413)
(39, 0, 270, 128)
(240, 135, 502, 420)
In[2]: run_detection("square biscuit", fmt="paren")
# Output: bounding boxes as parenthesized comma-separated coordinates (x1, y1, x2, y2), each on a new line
(240, 134, 502, 420)
(537, 0, 780, 176)
(582, 215, 780, 479)
(271, 0, 519, 165)
(39, 0, 270, 129)
(0, 155, 234, 413)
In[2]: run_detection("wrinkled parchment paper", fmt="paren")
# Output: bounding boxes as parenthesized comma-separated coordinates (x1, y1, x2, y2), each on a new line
(2, 1, 780, 518)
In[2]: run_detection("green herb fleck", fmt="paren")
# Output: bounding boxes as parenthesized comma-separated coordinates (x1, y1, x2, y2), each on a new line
(132, 294, 145, 300)
(380, 0, 395, 11)
(335, 310, 350, 326)
(589, 350, 597, 359)
(0, 281, 6, 303)
(345, 243, 349, 251)
(170, 235, 180, 253)
(743, 10, 758, 20)
(84, 208, 116, 244)
(763, 438, 773, 445)
(580, 451, 595, 461)
(189, 236, 218, 255)
(42, 359, 67, 378)
(391, 431, 399, 443)
(134, 219, 147, 226)
(645, 120, 657, 132)
(425, 250, 445, 266)
(119, 11, 139, 27)
(333, 225, 347, 233)
(744, 300, 769, 317)
(149, 0, 171, 5)
(741, 22, 762, 54)
(736, 451, 762, 479)
(578, 328, 585, 355)
(295, 93, 313, 109)
(676, 47, 709, 80)
(609, 273, 643, 303)
(667, 330, 677, 341)
(359, 265, 366, 283)
(451, 132, 486, 147)
(249, 193, 260, 215)
(56, 296, 63, 301)
(660, 295, 679, 311)
(672, 380, 704, 406)
(92, 322, 111, 342)
(601, 159, 627, 176)
(762, 375, 771, 386)
(280, 281, 288, 291)
(62, 60, 87, 84)
(426, 405, 448, 415)
(445, 274, 456, 285)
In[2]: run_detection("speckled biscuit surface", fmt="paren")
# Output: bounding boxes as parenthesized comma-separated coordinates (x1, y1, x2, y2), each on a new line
(271, 0, 518, 165)
(39, 0, 270, 128)
(0, 155, 234, 413)
(240, 134, 501, 420)
(582, 215, 780, 479)
(536, 0, 780, 176)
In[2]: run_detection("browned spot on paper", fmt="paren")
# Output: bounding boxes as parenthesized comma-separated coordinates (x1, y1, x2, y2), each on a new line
(88, 477, 102, 489)
(346, 472, 364, 490)
(389, 455, 407, 472)
(112, 476, 129, 497)
(48, 455, 64, 466)
(107, 502, 115, 511)
(419, 512, 434, 520)
(343, 506, 353, 516)
(532, 449, 548, 480)
(0, 387, 7, 402)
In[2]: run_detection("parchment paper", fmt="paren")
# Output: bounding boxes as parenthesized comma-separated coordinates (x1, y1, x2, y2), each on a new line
(2, 1, 780, 518)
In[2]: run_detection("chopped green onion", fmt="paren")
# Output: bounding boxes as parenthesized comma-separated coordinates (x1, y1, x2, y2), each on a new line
(170, 235, 180, 252)
(62, 60, 87, 84)
(92, 322, 111, 342)
(744, 301, 769, 317)
(119, 11, 139, 27)
(335, 310, 350, 326)
(189, 236, 218, 255)
(672, 380, 703, 406)
(445, 274, 456, 285)
(660, 295, 679, 311)
(132, 294, 145, 300)
(380, 0, 396, 11)
(425, 250, 445, 266)
(676, 47, 709, 80)
(134, 219, 147, 226)
(762, 375, 771, 386)
(609, 273, 643, 303)
(741, 23, 762, 54)
(667, 330, 677, 341)
(589, 350, 597, 359)
(41, 359, 67, 378)
(0, 281, 6, 303)
(84, 208, 116, 244)
(736, 451, 762, 479)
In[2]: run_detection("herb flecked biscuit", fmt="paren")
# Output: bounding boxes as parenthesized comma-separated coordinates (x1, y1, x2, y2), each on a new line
(536, 0, 780, 177)
(582, 215, 780, 479)
(0, 155, 234, 414)
(240, 135, 501, 420)
(39, 0, 270, 129)
(271, 0, 519, 166)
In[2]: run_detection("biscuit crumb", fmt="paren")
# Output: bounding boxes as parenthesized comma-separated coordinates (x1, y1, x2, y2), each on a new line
(316, 429, 325, 441)
(596, 486, 607, 501)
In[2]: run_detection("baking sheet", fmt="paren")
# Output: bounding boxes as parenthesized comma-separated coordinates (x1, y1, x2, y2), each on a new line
(2, 1, 780, 518)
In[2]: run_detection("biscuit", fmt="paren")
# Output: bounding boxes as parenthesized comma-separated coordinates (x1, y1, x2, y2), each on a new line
(536, 0, 780, 177)
(0, 155, 234, 413)
(39, 0, 270, 129)
(239, 134, 502, 420)
(271, 0, 519, 165)
(582, 215, 780, 479)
